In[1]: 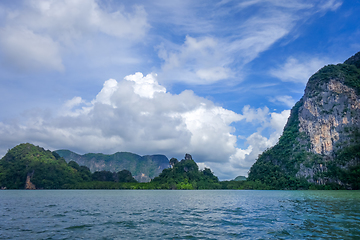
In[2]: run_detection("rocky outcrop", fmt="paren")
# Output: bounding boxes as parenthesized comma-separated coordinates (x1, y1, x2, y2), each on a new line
(299, 79, 360, 155)
(248, 52, 360, 189)
(25, 172, 36, 190)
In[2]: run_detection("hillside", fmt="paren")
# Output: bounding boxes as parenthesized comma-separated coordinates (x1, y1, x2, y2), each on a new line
(55, 150, 170, 182)
(248, 52, 360, 189)
(0, 143, 86, 189)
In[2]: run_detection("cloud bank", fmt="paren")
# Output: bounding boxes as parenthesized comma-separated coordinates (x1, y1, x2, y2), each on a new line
(0, 73, 289, 179)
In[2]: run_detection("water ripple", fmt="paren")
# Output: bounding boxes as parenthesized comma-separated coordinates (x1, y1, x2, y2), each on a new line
(0, 190, 359, 239)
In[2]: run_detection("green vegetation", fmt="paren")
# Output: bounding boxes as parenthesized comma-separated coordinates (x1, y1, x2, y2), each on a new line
(308, 60, 360, 95)
(149, 157, 220, 189)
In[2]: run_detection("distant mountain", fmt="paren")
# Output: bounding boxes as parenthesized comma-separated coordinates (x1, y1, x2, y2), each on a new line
(55, 150, 170, 182)
(248, 51, 360, 189)
(233, 176, 247, 181)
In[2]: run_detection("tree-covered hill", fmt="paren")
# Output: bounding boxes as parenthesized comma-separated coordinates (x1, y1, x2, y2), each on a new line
(149, 154, 220, 189)
(0, 143, 85, 189)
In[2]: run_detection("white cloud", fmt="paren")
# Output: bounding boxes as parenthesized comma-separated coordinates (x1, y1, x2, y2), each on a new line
(21, 0, 149, 41)
(318, 0, 342, 11)
(269, 57, 328, 84)
(242, 105, 269, 123)
(93, 79, 119, 105)
(269, 110, 291, 134)
(0, 27, 63, 71)
(158, 36, 232, 84)
(0, 0, 149, 72)
(269, 95, 296, 108)
(223, 109, 290, 178)
(0, 72, 290, 180)
(226, 13, 294, 64)
(236, 0, 313, 9)
(156, 0, 337, 85)
(125, 72, 166, 98)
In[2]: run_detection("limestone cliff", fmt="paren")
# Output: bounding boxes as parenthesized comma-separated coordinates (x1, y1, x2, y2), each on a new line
(55, 150, 170, 182)
(248, 52, 360, 189)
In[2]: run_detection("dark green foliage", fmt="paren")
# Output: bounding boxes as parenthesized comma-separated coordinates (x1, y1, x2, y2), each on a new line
(308, 62, 360, 95)
(117, 170, 137, 183)
(78, 165, 92, 182)
(344, 51, 360, 69)
(323, 128, 360, 189)
(68, 161, 80, 171)
(248, 161, 309, 190)
(90, 169, 137, 182)
(92, 170, 116, 182)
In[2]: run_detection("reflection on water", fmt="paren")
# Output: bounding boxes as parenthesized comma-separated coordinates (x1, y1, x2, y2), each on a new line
(0, 190, 359, 239)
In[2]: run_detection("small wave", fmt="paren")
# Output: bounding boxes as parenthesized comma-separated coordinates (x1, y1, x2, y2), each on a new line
(45, 204, 57, 207)
(65, 224, 93, 230)
(102, 220, 137, 229)
(53, 213, 66, 217)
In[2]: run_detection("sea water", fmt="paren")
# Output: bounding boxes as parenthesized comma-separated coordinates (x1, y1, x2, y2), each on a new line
(1, 190, 359, 239)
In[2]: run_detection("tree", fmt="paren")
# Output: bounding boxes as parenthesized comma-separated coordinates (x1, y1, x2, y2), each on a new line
(117, 170, 137, 183)
(169, 158, 178, 168)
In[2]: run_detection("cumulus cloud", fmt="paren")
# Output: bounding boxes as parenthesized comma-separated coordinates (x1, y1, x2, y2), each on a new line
(269, 57, 328, 84)
(125, 72, 166, 98)
(0, 72, 290, 179)
(0, 0, 149, 72)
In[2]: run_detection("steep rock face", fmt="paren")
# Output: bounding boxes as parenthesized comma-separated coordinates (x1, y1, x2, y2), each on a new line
(299, 78, 360, 156)
(55, 150, 170, 182)
(248, 52, 360, 189)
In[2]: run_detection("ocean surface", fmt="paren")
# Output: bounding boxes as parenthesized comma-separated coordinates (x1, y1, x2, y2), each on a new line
(0, 190, 359, 239)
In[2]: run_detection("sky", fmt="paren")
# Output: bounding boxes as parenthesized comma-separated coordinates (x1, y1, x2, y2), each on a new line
(0, 0, 359, 180)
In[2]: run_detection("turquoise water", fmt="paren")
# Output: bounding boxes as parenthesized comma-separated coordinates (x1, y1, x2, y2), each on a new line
(0, 190, 359, 239)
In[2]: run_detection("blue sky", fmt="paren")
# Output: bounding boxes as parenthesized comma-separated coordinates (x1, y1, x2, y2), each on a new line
(0, 0, 359, 179)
